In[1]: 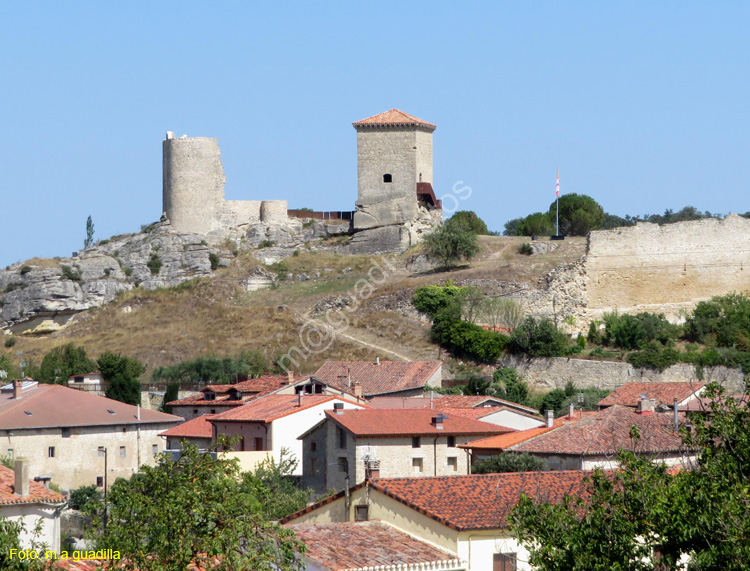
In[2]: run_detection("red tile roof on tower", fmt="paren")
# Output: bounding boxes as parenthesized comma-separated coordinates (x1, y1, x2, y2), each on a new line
(510, 405, 690, 456)
(210, 394, 364, 423)
(287, 521, 462, 571)
(159, 414, 216, 439)
(325, 408, 512, 437)
(353, 109, 436, 129)
(0, 384, 181, 430)
(597, 382, 704, 409)
(0, 465, 66, 506)
(313, 361, 441, 397)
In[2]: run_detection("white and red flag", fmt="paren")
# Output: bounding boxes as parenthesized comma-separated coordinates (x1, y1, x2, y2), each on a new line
(556, 168, 560, 197)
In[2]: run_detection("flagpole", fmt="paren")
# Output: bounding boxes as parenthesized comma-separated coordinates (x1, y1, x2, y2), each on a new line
(555, 168, 560, 236)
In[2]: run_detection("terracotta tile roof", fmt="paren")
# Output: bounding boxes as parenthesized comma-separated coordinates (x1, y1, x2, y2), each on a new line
(287, 521, 461, 570)
(353, 109, 436, 129)
(598, 382, 704, 409)
(458, 411, 592, 451)
(679, 394, 749, 412)
(159, 414, 216, 439)
(326, 408, 512, 437)
(313, 361, 441, 397)
(0, 384, 181, 430)
(166, 375, 306, 407)
(510, 405, 689, 456)
(0, 465, 66, 505)
(369, 472, 591, 530)
(367, 394, 541, 416)
(210, 395, 363, 423)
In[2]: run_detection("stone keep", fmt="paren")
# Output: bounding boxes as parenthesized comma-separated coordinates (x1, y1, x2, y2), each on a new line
(352, 109, 440, 232)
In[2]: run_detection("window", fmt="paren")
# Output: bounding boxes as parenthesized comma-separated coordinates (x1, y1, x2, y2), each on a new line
(122, 427, 127, 434)
(210, 409, 216, 414)
(167, 439, 172, 450)
(204, 392, 216, 401)
(447, 456, 458, 471)
(152, 444, 158, 456)
(412, 457, 423, 473)
(62, 428, 70, 438)
(447, 436, 456, 448)
(338, 457, 348, 473)
(493, 553, 517, 571)
(48, 447, 55, 458)
(383, 174, 392, 183)
(355, 505, 369, 521)
(254, 437, 263, 451)
(96, 476, 104, 488)
(337, 427, 347, 449)
(119, 446, 126, 458)
(193, 409, 198, 414)
(310, 441, 317, 452)
(412, 437, 421, 448)
(310, 458, 317, 476)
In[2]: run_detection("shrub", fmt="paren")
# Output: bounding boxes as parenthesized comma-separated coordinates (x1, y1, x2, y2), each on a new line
(19, 265, 32, 275)
(413, 284, 464, 318)
(602, 311, 679, 350)
(473, 453, 547, 474)
(508, 317, 571, 357)
(422, 223, 480, 268)
(626, 340, 680, 371)
(431, 313, 508, 362)
(3, 282, 24, 293)
(61, 265, 82, 281)
(292, 249, 300, 257)
(684, 292, 750, 349)
(123, 266, 133, 277)
(258, 240, 275, 249)
(208, 252, 220, 271)
(445, 211, 489, 235)
(4, 336, 15, 348)
(147, 254, 162, 275)
(69, 484, 103, 513)
(517, 243, 533, 256)
(587, 320, 603, 345)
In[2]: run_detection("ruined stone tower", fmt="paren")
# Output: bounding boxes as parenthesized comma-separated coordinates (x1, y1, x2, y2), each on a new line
(350, 109, 442, 252)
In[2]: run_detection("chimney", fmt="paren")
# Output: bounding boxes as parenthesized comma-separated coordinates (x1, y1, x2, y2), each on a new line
(432, 415, 444, 429)
(13, 379, 23, 399)
(334, 402, 344, 414)
(568, 402, 575, 420)
(298, 391, 304, 407)
(14, 459, 29, 497)
(353, 383, 363, 399)
(673, 397, 679, 430)
(375, 357, 380, 366)
(637, 398, 656, 414)
(430, 390, 434, 410)
(137, 405, 140, 421)
(287, 371, 294, 385)
(546, 409, 554, 428)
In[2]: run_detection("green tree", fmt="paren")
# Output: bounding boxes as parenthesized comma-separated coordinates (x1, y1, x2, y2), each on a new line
(446, 210, 489, 235)
(240, 448, 311, 520)
(0, 515, 47, 571)
(509, 383, 750, 571)
(94, 441, 304, 571)
(684, 292, 750, 349)
(99, 351, 145, 406)
(69, 484, 103, 513)
(548, 193, 605, 236)
(503, 217, 524, 236)
(492, 367, 530, 406)
(160, 382, 179, 414)
(422, 223, 480, 268)
(413, 284, 464, 318)
(517, 212, 556, 236)
(473, 452, 547, 474)
(38, 343, 97, 384)
(508, 317, 571, 357)
(84, 215, 95, 249)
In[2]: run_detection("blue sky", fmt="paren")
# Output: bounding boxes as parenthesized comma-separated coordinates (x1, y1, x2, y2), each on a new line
(2, 1, 749, 267)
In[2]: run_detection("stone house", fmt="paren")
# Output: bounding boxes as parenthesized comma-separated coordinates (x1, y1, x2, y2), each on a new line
(0, 380, 181, 490)
(299, 408, 511, 493)
(508, 403, 696, 470)
(209, 394, 367, 476)
(0, 460, 66, 553)
(312, 360, 442, 398)
(282, 471, 591, 571)
(160, 414, 215, 451)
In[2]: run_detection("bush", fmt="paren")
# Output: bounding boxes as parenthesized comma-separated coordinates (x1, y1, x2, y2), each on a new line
(69, 484, 103, 513)
(3, 282, 24, 293)
(517, 243, 533, 256)
(508, 317, 571, 357)
(19, 265, 32, 275)
(258, 240, 275, 249)
(4, 336, 15, 349)
(413, 284, 464, 318)
(602, 311, 679, 350)
(147, 254, 162, 275)
(445, 211, 489, 235)
(123, 266, 133, 277)
(684, 292, 750, 349)
(61, 265, 82, 282)
(431, 313, 508, 362)
(517, 212, 556, 236)
(473, 452, 547, 474)
(422, 223, 480, 268)
(208, 252, 220, 271)
(626, 340, 680, 371)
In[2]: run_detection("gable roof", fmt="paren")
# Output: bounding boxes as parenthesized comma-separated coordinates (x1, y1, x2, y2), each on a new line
(313, 361, 441, 397)
(0, 384, 181, 430)
(367, 394, 541, 416)
(159, 414, 216, 439)
(210, 395, 363, 424)
(166, 374, 307, 407)
(325, 408, 512, 437)
(509, 405, 689, 456)
(353, 109, 436, 130)
(597, 382, 704, 409)
(287, 521, 462, 571)
(0, 465, 66, 506)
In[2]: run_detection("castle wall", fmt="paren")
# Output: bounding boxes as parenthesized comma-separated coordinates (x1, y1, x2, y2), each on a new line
(218, 201, 262, 227)
(260, 200, 289, 223)
(414, 129, 433, 184)
(163, 135, 226, 234)
(584, 214, 750, 322)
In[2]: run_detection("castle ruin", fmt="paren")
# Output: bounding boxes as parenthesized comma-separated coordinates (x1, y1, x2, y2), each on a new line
(161, 109, 443, 253)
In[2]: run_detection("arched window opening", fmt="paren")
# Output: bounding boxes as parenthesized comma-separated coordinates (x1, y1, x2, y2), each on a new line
(383, 174, 392, 183)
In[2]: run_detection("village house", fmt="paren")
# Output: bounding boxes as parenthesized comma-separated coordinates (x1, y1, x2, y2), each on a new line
(288, 521, 466, 571)
(0, 380, 181, 490)
(299, 408, 512, 493)
(597, 381, 705, 410)
(209, 394, 367, 475)
(160, 414, 215, 451)
(0, 459, 66, 553)
(282, 471, 591, 571)
(312, 360, 442, 398)
(508, 402, 695, 470)
(66, 371, 104, 394)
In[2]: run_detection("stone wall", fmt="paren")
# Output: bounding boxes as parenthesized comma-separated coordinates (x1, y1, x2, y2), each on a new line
(500, 354, 746, 393)
(584, 214, 750, 322)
